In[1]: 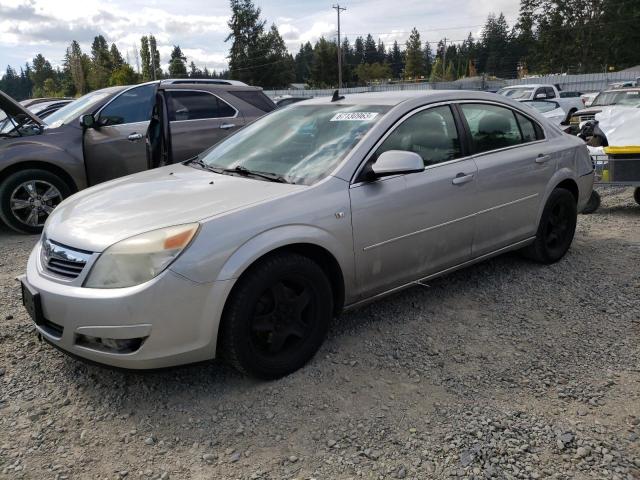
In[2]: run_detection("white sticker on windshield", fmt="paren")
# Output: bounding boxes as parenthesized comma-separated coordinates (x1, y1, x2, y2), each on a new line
(330, 112, 379, 121)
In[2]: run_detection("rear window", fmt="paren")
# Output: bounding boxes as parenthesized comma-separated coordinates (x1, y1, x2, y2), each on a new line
(229, 90, 276, 113)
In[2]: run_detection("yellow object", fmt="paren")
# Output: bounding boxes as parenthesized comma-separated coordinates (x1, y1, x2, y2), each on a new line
(603, 146, 640, 155)
(602, 169, 610, 182)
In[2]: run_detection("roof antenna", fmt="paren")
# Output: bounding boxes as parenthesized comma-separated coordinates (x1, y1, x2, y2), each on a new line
(331, 89, 345, 102)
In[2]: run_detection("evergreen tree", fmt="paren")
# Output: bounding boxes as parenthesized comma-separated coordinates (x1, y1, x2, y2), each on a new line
(310, 37, 338, 87)
(168, 45, 188, 77)
(110, 43, 125, 70)
(254, 25, 295, 88)
(404, 28, 424, 79)
(149, 35, 162, 79)
(422, 42, 433, 78)
(388, 41, 404, 79)
(354, 37, 365, 65)
(294, 42, 313, 83)
(226, 0, 266, 83)
(140, 36, 152, 81)
(30, 54, 56, 96)
(89, 35, 112, 89)
(363, 34, 378, 64)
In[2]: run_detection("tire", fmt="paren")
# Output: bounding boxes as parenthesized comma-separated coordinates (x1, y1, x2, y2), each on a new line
(634, 187, 640, 206)
(220, 252, 333, 379)
(0, 169, 70, 234)
(522, 187, 577, 264)
(581, 190, 601, 214)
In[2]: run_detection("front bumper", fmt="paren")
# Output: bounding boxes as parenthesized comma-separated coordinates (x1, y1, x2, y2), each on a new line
(24, 243, 234, 369)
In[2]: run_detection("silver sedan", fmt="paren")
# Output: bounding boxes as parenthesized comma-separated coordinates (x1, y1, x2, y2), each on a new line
(21, 90, 594, 378)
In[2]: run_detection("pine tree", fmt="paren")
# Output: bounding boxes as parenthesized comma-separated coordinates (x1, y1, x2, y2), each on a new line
(168, 46, 188, 77)
(140, 36, 152, 81)
(364, 34, 377, 64)
(226, 0, 266, 83)
(404, 28, 424, 79)
(294, 42, 313, 83)
(89, 35, 112, 89)
(389, 41, 404, 79)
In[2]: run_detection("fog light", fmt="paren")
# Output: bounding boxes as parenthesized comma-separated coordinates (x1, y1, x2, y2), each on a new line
(75, 334, 145, 354)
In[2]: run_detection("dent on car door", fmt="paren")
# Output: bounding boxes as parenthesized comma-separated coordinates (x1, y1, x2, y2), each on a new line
(165, 90, 245, 162)
(457, 103, 557, 256)
(349, 105, 478, 298)
(83, 83, 157, 185)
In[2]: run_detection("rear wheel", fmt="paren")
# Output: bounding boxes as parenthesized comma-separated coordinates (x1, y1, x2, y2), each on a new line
(0, 169, 70, 234)
(220, 252, 333, 379)
(523, 187, 577, 264)
(634, 187, 640, 206)
(582, 190, 601, 214)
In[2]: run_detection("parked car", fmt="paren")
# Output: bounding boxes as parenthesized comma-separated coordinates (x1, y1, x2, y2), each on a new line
(568, 87, 640, 133)
(20, 90, 593, 378)
(580, 91, 600, 108)
(0, 81, 276, 233)
(497, 84, 583, 122)
(26, 98, 74, 120)
(521, 99, 567, 126)
(275, 96, 311, 108)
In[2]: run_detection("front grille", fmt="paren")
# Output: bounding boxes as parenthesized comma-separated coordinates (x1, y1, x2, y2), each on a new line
(45, 257, 86, 278)
(578, 114, 595, 122)
(41, 238, 92, 280)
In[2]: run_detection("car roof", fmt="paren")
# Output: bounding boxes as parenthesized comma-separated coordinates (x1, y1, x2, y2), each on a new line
(602, 87, 640, 93)
(296, 90, 505, 106)
(162, 78, 248, 86)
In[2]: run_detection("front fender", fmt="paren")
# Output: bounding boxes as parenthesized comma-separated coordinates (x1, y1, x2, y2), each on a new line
(215, 224, 353, 284)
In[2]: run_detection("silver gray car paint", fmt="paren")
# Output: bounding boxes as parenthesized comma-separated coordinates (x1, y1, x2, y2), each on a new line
(26, 90, 594, 368)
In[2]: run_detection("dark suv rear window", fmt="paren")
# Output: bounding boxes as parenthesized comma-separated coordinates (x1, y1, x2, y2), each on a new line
(229, 90, 276, 113)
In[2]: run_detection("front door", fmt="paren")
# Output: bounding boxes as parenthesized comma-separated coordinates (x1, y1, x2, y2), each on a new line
(457, 102, 557, 256)
(83, 83, 157, 185)
(163, 89, 246, 162)
(349, 105, 478, 299)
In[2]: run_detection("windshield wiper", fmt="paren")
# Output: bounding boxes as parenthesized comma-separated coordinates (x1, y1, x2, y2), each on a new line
(224, 165, 290, 184)
(186, 156, 224, 173)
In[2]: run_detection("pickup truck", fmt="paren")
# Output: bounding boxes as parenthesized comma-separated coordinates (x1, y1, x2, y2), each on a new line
(497, 84, 584, 122)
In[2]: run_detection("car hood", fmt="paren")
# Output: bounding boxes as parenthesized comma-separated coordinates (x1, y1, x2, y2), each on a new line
(45, 164, 306, 252)
(0, 90, 44, 126)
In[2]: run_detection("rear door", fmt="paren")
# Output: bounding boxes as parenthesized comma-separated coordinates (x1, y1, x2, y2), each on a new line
(83, 83, 157, 185)
(457, 102, 557, 256)
(164, 89, 246, 161)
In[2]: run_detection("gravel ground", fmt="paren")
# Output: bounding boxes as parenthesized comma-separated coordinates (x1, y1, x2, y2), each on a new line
(1, 188, 639, 480)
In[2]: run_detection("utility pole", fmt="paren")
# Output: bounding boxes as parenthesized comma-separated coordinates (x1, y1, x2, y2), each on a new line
(332, 4, 346, 89)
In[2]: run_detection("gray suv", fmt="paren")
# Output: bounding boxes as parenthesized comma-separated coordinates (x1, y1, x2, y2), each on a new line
(0, 81, 275, 233)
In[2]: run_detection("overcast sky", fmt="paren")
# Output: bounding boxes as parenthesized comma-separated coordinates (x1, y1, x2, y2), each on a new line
(0, 0, 520, 74)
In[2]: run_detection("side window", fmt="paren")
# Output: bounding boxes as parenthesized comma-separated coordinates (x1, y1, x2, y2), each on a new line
(166, 91, 236, 121)
(374, 105, 461, 166)
(460, 103, 524, 153)
(515, 112, 543, 142)
(545, 87, 556, 99)
(99, 84, 156, 126)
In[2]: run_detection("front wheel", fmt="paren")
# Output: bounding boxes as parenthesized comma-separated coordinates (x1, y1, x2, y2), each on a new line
(0, 169, 70, 234)
(522, 187, 577, 264)
(220, 253, 333, 379)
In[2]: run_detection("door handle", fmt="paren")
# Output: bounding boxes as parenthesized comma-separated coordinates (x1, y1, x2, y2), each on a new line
(127, 133, 143, 141)
(452, 173, 474, 185)
(219, 123, 236, 130)
(535, 154, 551, 164)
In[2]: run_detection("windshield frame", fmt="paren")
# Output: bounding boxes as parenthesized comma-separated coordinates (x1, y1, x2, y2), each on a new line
(196, 103, 391, 186)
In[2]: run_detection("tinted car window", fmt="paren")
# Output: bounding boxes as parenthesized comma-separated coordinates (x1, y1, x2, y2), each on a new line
(230, 90, 276, 112)
(545, 87, 556, 99)
(374, 106, 461, 166)
(461, 104, 524, 153)
(99, 84, 156, 126)
(167, 91, 236, 121)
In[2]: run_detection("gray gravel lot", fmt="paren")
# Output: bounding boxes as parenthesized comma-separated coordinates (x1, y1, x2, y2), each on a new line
(1, 188, 639, 480)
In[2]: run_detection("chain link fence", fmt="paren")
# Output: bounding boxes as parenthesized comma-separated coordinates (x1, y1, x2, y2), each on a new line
(265, 71, 640, 98)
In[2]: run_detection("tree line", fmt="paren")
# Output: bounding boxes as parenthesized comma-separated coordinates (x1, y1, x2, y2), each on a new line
(1, 0, 639, 100)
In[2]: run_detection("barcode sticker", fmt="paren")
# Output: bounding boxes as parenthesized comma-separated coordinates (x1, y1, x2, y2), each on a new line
(330, 112, 379, 121)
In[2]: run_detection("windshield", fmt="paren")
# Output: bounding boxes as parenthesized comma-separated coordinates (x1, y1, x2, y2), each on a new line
(44, 91, 112, 128)
(498, 87, 534, 100)
(198, 104, 390, 185)
(592, 90, 640, 107)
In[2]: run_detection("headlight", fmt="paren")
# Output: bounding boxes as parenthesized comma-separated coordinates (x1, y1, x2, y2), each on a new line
(84, 224, 199, 289)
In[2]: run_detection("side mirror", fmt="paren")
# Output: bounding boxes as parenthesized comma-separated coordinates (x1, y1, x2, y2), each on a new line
(371, 150, 425, 178)
(534, 93, 547, 99)
(80, 114, 96, 129)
